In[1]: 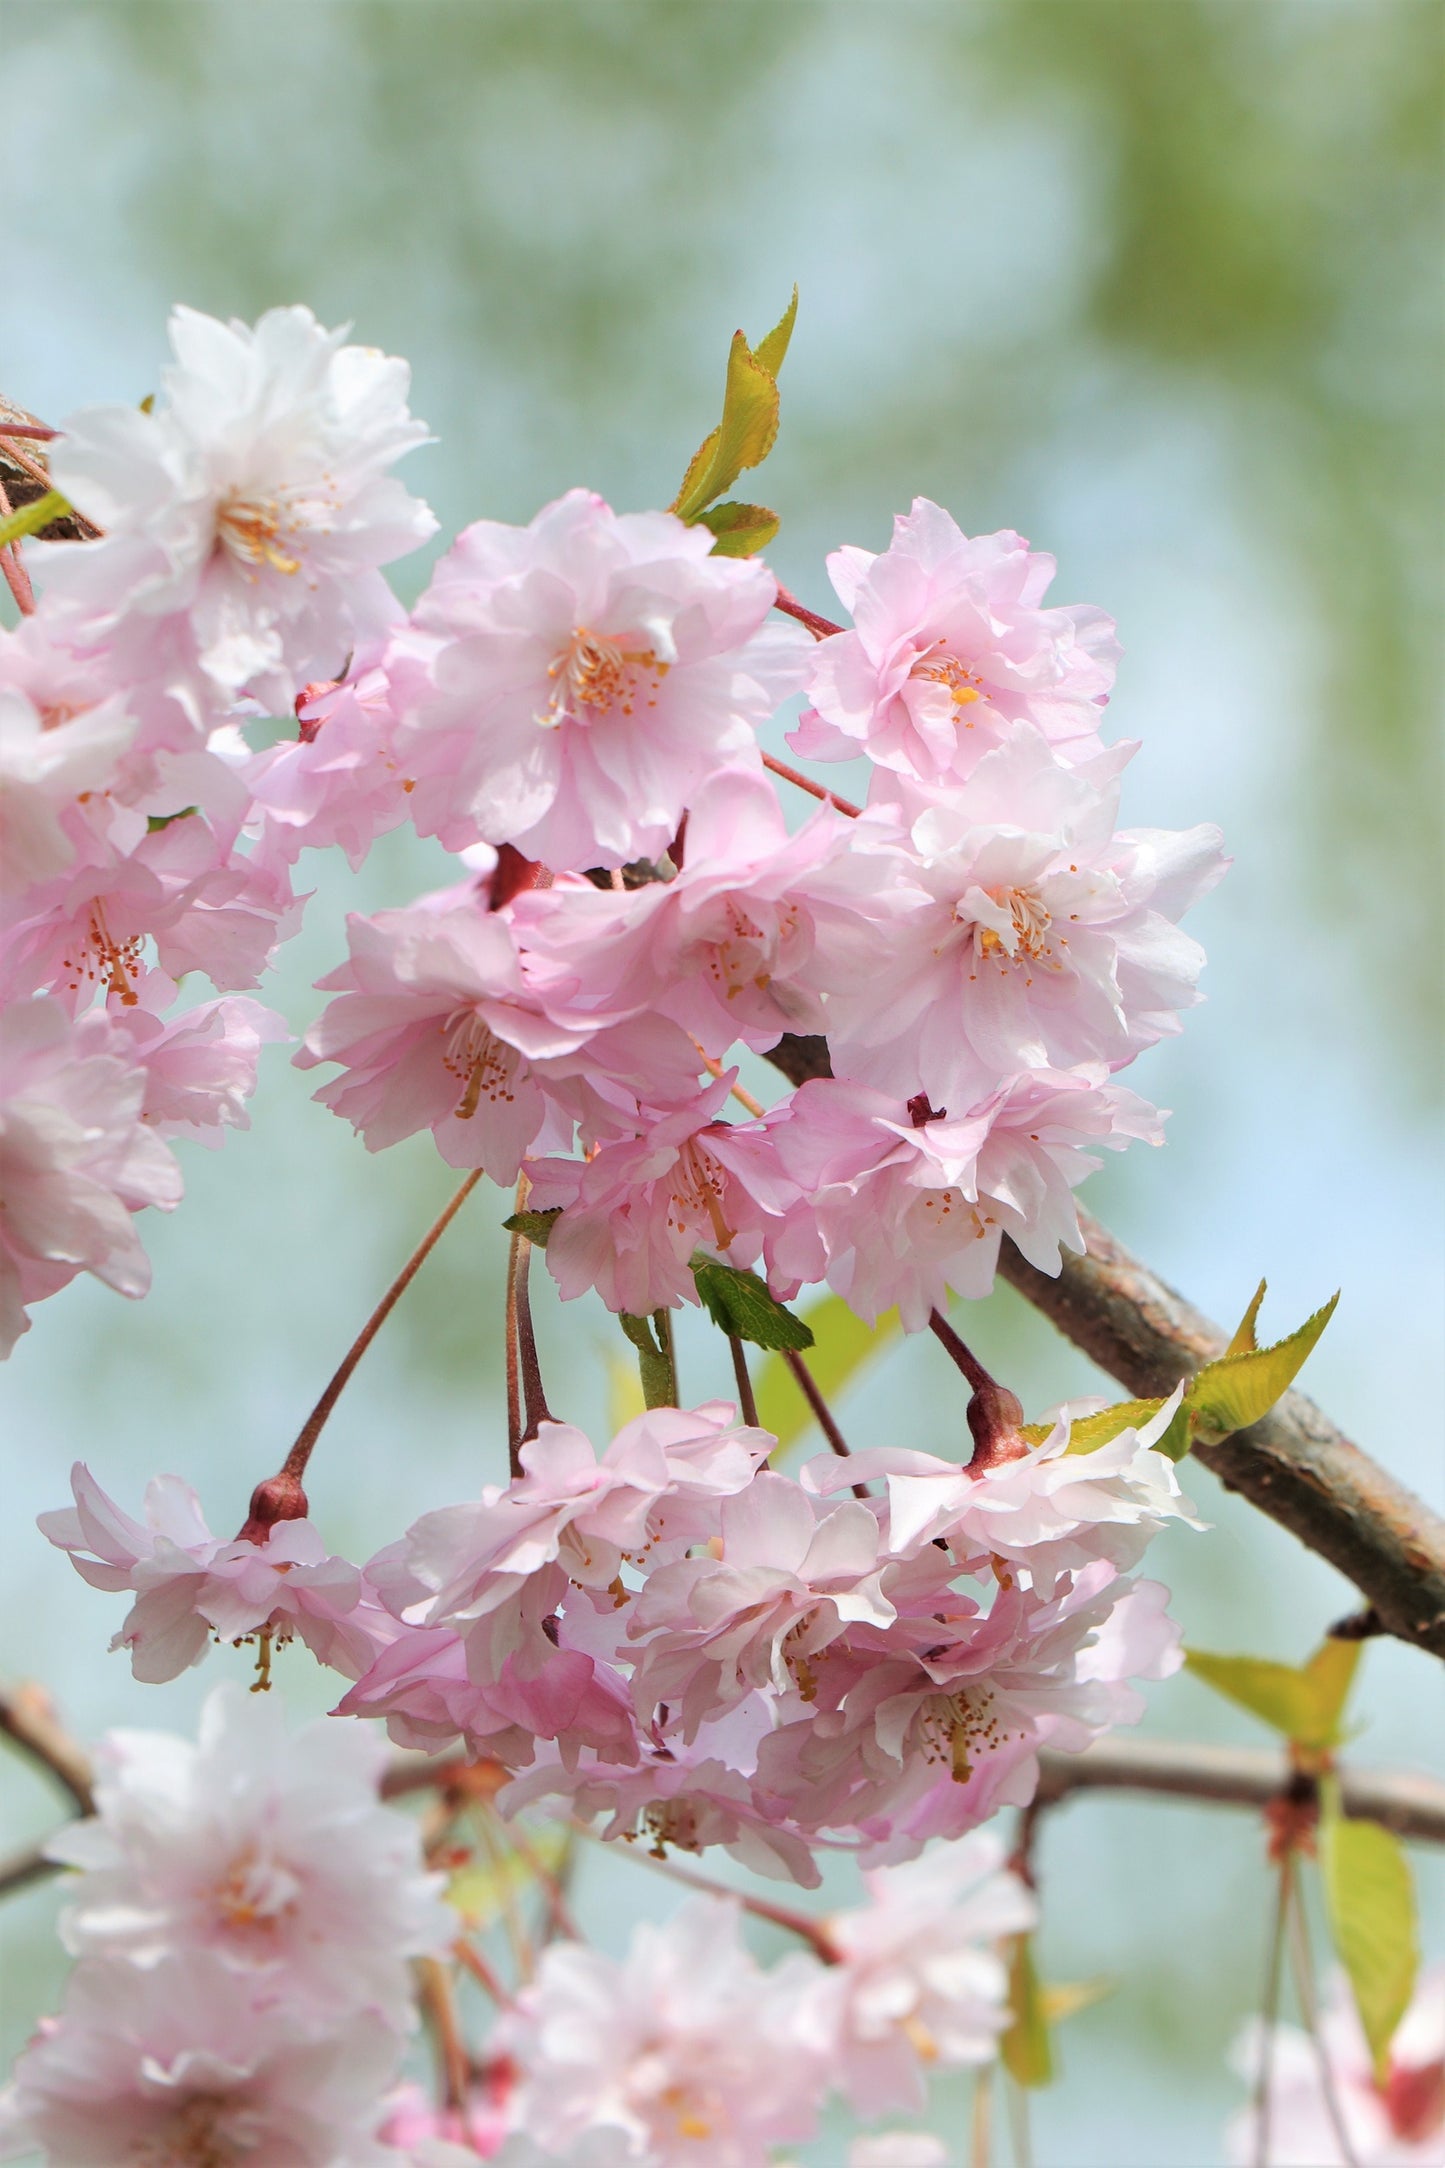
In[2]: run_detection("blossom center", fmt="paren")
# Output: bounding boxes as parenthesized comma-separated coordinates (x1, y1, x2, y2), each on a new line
(543, 627, 667, 728)
(442, 1008, 521, 1120)
(216, 494, 303, 577)
(963, 885, 1061, 977)
(211, 1842, 302, 1936)
(668, 1137, 734, 1252)
(913, 643, 984, 713)
(920, 1685, 1014, 1783)
(61, 903, 143, 1007)
(131, 2096, 240, 2167)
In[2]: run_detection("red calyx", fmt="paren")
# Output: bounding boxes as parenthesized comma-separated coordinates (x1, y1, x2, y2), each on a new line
(965, 1381, 1031, 1474)
(236, 1471, 310, 1546)
(907, 1092, 947, 1128)
(488, 842, 544, 911)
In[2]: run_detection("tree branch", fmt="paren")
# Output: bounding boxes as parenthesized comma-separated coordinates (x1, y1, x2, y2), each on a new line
(998, 1210, 1445, 1659)
(1035, 1737, 1445, 1842)
(762, 1036, 1445, 1658)
(0, 1686, 95, 1816)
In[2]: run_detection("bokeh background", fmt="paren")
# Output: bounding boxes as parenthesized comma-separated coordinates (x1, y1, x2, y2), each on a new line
(2, 4, 1442, 2163)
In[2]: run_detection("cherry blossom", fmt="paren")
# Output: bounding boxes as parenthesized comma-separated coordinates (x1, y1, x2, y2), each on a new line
(0, 667, 135, 896)
(792, 497, 1119, 783)
(47, 1684, 451, 2029)
(823, 723, 1227, 1108)
(93, 992, 287, 1145)
(822, 1836, 1036, 2115)
(767, 1069, 1163, 1326)
(0, 1952, 401, 2166)
(525, 1078, 799, 1316)
(804, 1386, 1202, 1594)
(297, 892, 700, 1178)
(38, 304, 436, 715)
(0, 997, 181, 1357)
(1226, 1966, 1445, 2167)
(39, 1463, 371, 1684)
(513, 763, 903, 1058)
(244, 661, 415, 871)
(504, 1896, 828, 2166)
(387, 487, 807, 869)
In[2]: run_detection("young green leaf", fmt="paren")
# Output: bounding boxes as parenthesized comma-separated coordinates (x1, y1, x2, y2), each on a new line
(752, 284, 798, 378)
(697, 501, 780, 557)
(689, 1255, 814, 1352)
(1001, 1935, 1054, 2088)
(1224, 1278, 1268, 1358)
(755, 1293, 900, 1452)
(145, 806, 199, 833)
(1188, 1292, 1339, 1436)
(1320, 1798, 1419, 2083)
(502, 1208, 562, 1249)
(0, 487, 70, 551)
(1045, 1396, 1168, 1455)
(672, 332, 780, 522)
(1184, 1637, 1361, 1750)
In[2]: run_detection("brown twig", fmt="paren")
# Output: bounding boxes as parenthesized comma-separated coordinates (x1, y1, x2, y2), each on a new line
(0, 1686, 94, 1816)
(1034, 1737, 1445, 1844)
(760, 751, 861, 818)
(728, 1336, 760, 1428)
(772, 584, 845, 642)
(781, 1347, 852, 1458)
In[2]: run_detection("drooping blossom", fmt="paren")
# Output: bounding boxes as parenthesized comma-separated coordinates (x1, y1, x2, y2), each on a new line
(804, 1386, 1202, 1595)
(513, 763, 904, 1058)
(0, 997, 181, 1357)
(388, 487, 807, 869)
(39, 1462, 372, 1684)
(823, 723, 1227, 1108)
(767, 1069, 1163, 1326)
(244, 661, 415, 870)
(0, 1953, 401, 2166)
(93, 992, 287, 1144)
(791, 497, 1119, 783)
(1225, 1965, 1445, 2168)
(524, 1077, 799, 1316)
(46, 1683, 451, 2029)
(297, 891, 701, 1179)
(821, 1836, 1036, 2115)
(504, 1896, 829, 2166)
(38, 304, 436, 715)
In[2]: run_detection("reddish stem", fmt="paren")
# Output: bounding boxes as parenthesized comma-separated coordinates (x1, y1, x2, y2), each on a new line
(514, 1235, 555, 1446)
(0, 481, 35, 615)
(927, 1311, 1028, 1472)
(257, 1170, 483, 1513)
(728, 1336, 760, 1428)
(0, 421, 57, 440)
(781, 1347, 851, 1457)
(773, 584, 845, 641)
(761, 752, 861, 819)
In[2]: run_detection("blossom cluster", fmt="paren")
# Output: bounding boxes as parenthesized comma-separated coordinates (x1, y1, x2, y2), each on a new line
(2, 1687, 1040, 2167)
(0, 1685, 452, 2165)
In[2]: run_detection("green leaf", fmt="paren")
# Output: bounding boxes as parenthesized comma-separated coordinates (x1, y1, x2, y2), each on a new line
(145, 806, 198, 833)
(502, 1208, 561, 1248)
(1320, 1796, 1419, 2082)
(752, 284, 798, 378)
(755, 1293, 900, 1452)
(672, 331, 780, 521)
(1001, 1935, 1053, 2088)
(697, 500, 780, 557)
(1184, 1637, 1362, 1750)
(690, 1255, 814, 1352)
(1187, 1292, 1339, 1436)
(0, 488, 70, 551)
(1054, 1396, 1168, 1455)
(1225, 1277, 1268, 1357)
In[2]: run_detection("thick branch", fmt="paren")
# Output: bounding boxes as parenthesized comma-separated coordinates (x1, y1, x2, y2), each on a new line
(1036, 1738, 1445, 1844)
(999, 1212, 1445, 1659)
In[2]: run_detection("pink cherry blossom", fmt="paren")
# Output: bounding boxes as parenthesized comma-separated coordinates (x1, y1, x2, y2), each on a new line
(297, 891, 701, 1179)
(628, 1472, 894, 1739)
(0, 997, 181, 1357)
(90, 992, 287, 1145)
(244, 662, 415, 871)
(379, 2079, 512, 2162)
(47, 1682, 451, 2028)
(505, 1896, 828, 2165)
(767, 1070, 1163, 1326)
(39, 1462, 371, 1684)
(525, 1078, 799, 1316)
(1226, 1966, 1445, 2167)
(513, 763, 904, 1058)
(0, 664, 135, 896)
(823, 723, 1227, 1108)
(804, 1385, 1201, 1594)
(0, 1952, 401, 2166)
(791, 497, 1119, 783)
(387, 487, 807, 869)
(38, 304, 435, 716)
(2, 807, 303, 1014)
(822, 1835, 1036, 2115)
